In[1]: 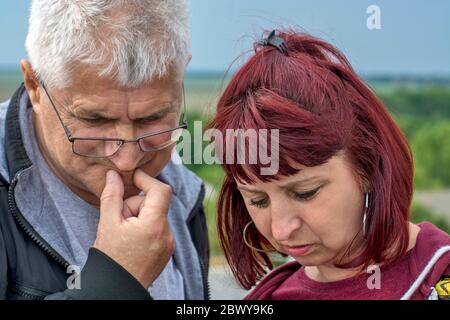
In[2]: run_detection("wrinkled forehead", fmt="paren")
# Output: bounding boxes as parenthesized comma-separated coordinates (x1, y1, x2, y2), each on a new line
(49, 64, 184, 115)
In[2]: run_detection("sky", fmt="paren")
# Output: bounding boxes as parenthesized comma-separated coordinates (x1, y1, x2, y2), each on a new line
(0, 0, 449, 75)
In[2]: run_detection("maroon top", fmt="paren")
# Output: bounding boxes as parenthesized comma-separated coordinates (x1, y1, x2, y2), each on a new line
(245, 222, 450, 300)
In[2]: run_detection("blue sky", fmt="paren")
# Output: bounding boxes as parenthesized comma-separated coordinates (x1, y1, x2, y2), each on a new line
(0, 0, 449, 75)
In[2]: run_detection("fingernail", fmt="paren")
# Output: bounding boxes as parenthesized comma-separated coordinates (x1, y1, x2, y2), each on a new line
(134, 169, 144, 178)
(106, 170, 115, 184)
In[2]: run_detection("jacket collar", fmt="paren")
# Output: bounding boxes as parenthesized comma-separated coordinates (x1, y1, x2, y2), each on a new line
(5, 83, 33, 182)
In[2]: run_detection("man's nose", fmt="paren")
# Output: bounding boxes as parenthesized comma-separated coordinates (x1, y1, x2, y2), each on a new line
(107, 124, 147, 172)
(270, 200, 302, 242)
(109, 141, 146, 172)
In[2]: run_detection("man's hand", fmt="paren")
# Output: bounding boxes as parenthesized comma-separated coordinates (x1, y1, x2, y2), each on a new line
(94, 169, 174, 289)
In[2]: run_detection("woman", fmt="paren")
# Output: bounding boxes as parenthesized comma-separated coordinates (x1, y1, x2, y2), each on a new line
(210, 30, 450, 300)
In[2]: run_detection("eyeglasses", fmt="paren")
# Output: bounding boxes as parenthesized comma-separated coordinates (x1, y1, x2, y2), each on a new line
(41, 82, 188, 158)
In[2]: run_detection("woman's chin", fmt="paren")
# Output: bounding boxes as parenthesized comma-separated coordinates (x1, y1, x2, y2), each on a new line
(291, 250, 325, 266)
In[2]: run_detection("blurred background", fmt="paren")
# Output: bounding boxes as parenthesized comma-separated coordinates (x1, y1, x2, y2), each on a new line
(1, 0, 449, 299)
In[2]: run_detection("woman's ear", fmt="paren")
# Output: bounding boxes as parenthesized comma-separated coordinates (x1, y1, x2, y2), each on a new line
(361, 180, 372, 194)
(358, 175, 371, 193)
(20, 59, 43, 114)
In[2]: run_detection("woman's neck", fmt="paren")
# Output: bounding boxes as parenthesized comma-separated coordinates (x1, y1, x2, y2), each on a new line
(305, 222, 421, 283)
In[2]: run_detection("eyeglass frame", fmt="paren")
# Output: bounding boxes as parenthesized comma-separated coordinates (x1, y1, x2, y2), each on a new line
(40, 81, 188, 158)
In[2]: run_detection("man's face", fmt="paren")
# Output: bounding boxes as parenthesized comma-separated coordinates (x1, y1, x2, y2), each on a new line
(30, 66, 183, 207)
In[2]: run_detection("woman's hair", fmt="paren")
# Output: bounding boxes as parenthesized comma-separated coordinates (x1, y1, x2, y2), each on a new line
(25, 0, 190, 89)
(209, 29, 414, 289)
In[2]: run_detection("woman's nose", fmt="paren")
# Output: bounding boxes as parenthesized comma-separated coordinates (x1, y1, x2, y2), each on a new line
(270, 200, 302, 242)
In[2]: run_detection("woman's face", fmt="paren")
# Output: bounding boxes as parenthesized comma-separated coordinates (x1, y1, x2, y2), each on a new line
(236, 152, 367, 267)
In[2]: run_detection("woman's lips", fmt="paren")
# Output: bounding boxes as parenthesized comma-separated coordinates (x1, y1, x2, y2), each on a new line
(283, 244, 313, 257)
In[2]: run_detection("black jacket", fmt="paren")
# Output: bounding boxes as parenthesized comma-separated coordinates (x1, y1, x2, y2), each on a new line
(0, 85, 210, 300)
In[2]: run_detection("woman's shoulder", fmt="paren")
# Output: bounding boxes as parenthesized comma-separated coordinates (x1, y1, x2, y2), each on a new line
(417, 221, 449, 239)
(244, 260, 301, 300)
(405, 222, 450, 299)
(413, 221, 450, 260)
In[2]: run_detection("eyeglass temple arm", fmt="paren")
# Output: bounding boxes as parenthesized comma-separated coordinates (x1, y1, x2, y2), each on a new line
(181, 82, 188, 124)
(40, 82, 73, 140)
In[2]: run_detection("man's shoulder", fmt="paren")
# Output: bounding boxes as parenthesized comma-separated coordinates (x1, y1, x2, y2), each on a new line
(0, 99, 11, 184)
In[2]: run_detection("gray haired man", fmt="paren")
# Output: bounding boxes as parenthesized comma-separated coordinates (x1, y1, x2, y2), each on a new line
(0, 0, 209, 300)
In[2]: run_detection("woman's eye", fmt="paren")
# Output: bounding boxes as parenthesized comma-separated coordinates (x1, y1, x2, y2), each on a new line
(249, 198, 269, 208)
(293, 188, 320, 201)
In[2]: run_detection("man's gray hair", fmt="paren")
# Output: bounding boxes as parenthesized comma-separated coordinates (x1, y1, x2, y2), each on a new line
(25, 0, 190, 89)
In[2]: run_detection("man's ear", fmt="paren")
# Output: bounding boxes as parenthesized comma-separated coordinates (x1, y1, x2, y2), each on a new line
(186, 53, 192, 67)
(20, 59, 43, 114)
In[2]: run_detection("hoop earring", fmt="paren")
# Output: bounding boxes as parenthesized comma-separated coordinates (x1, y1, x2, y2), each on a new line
(243, 221, 273, 253)
(362, 192, 369, 238)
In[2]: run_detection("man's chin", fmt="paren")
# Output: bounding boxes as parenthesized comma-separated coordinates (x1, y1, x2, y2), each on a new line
(123, 185, 142, 198)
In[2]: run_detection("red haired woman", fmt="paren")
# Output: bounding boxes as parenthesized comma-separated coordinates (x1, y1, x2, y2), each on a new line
(210, 30, 450, 300)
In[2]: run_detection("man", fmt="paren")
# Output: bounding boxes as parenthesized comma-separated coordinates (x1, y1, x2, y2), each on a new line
(0, 0, 209, 300)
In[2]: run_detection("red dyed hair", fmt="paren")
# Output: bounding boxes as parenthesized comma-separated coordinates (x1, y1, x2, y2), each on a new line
(209, 30, 413, 289)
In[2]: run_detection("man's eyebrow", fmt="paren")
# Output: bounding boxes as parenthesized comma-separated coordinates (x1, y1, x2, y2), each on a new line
(74, 109, 116, 119)
(133, 105, 175, 121)
(73, 104, 176, 120)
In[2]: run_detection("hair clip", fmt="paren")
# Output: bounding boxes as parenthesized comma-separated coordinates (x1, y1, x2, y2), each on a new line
(257, 30, 288, 55)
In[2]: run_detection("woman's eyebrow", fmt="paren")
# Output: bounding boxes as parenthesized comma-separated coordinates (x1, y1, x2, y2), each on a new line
(236, 185, 263, 193)
(236, 176, 324, 193)
(278, 176, 322, 189)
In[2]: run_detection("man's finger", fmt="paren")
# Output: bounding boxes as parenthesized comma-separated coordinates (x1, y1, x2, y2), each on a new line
(133, 169, 172, 220)
(123, 195, 145, 219)
(100, 170, 124, 224)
